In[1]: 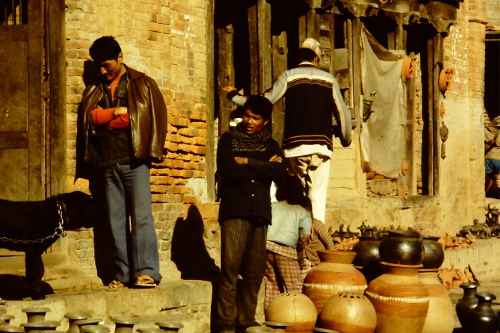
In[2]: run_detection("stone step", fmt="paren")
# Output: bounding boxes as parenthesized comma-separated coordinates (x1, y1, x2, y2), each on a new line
(1, 280, 214, 333)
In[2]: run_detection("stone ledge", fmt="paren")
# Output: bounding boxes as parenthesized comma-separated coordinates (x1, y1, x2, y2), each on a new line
(2, 280, 214, 333)
(442, 238, 500, 280)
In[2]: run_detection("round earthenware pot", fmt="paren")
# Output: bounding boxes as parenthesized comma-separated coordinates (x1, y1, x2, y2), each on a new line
(456, 281, 480, 330)
(318, 291, 376, 333)
(312, 328, 339, 333)
(353, 236, 383, 283)
(421, 236, 445, 270)
(265, 293, 317, 333)
(467, 292, 498, 333)
(419, 270, 455, 333)
(303, 250, 367, 314)
(379, 230, 424, 266)
(365, 262, 429, 333)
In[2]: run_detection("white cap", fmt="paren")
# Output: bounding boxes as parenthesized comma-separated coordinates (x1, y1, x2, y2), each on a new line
(302, 38, 321, 57)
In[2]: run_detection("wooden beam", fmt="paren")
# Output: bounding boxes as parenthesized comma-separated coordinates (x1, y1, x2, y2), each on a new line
(258, 0, 272, 93)
(217, 25, 235, 136)
(432, 33, 443, 195)
(206, 0, 215, 201)
(248, 4, 259, 94)
(271, 32, 287, 144)
(47, 0, 66, 196)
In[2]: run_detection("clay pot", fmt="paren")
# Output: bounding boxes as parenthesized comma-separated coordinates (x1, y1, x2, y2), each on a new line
(80, 326, 110, 333)
(22, 308, 51, 323)
(21, 321, 59, 333)
(365, 262, 430, 333)
(456, 281, 480, 330)
(110, 317, 137, 333)
(136, 329, 164, 333)
(312, 328, 339, 333)
(262, 321, 290, 333)
(0, 325, 24, 333)
(155, 322, 183, 332)
(318, 291, 376, 333)
(467, 292, 498, 333)
(74, 319, 103, 333)
(419, 270, 455, 333)
(66, 313, 92, 333)
(303, 250, 367, 313)
(379, 230, 424, 266)
(265, 293, 317, 333)
(245, 327, 273, 333)
(353, 237, 383, 283)
(421, 236, 445, 269)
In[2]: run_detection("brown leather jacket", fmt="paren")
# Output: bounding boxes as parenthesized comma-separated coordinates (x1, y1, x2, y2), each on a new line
(76, 65, 167, 180)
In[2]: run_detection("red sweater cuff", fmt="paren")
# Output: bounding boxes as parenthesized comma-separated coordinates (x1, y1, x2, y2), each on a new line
(108, 114, 130, 130)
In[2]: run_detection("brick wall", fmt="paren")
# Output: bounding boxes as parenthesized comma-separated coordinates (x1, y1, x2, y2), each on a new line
(63, 0, 218, 278)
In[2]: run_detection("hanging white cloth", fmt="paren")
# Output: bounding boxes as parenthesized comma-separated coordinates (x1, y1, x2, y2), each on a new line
(360, 27, 406, 178)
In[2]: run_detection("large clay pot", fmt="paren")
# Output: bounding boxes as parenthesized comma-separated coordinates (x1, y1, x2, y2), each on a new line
(303, 250, 367, 314)
(467, 292, 498, 333)
(379, 230, 424, 266)
(421, 236, 445, 270)
(265, 293, 317, 333)
(353, 237, 383, 283)
(365, 262, 430, 333)
(419, 270, 455, 333)
(456, 281, 480, 330)
(318, 291, 376, 333)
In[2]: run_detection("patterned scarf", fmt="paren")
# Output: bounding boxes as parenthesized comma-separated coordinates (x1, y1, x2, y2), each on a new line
(232, 122, 272, 152)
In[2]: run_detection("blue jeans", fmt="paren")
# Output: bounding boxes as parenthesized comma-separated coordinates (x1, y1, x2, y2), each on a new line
(103, 163, 161, 284)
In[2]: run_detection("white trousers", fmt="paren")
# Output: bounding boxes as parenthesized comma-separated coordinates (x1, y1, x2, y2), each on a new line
(287, 154, 331, 223)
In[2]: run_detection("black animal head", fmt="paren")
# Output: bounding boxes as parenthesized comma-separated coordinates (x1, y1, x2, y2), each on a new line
(57, 191, 94, 230)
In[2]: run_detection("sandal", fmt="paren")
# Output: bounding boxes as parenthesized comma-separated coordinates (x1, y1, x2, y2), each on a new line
(108, 280, 126, 289)
(134, 274, 156, 288)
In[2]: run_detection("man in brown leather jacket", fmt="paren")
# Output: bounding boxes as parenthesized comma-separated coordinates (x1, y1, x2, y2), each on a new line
(76, 36, 167, 289)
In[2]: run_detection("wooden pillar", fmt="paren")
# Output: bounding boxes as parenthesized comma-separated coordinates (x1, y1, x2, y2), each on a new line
(432, 33, 443, 195)
(347, 18, 362, 118)
(47, 0, 66, 196)
(258, 0, 272, 93)
(299, 5, 320, 46)
(248, 0, 272, 94)
(217, 25, 235, 136)
(271, 32, 287, 143)
(248, 4, 259, 94)
(206, 0, 215, 201)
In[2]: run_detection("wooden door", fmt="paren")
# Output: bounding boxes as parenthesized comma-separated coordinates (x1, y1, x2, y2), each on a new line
(0, 0, 44, 201)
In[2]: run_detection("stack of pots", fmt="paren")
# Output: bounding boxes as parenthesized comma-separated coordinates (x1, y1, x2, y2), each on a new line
(352, 231, 383, 284)
(418, 236, 455, 333)
(364, 230, 430, 333)
(456, 282, 499, 332)
(302, 250, 367, 314)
